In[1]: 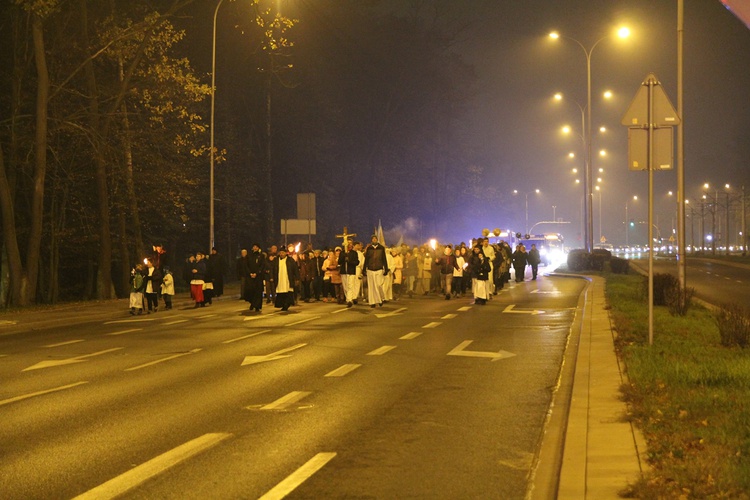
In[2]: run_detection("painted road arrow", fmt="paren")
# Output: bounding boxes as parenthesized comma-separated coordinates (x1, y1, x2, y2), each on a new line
(503, 304, 545, 315)
(375, 307, 407, 319)
(23, 347, 124, 372)
(447, 341, 515, 362)
(242, 343, 307, 366)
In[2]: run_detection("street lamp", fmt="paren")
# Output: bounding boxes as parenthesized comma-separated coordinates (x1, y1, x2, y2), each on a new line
(549, 27, 630, 252)
(514, 189, 541, 234)
(209, 0, 228, 250)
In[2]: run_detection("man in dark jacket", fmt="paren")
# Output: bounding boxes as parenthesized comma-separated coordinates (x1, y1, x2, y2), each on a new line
(339, 242, 360, 307)
(512, 244, 528, 282)
(528, 244, 542, 280)
(208, 247, 227, 297)
(245, 244, 266, 312)
(363, 235, 389, 307)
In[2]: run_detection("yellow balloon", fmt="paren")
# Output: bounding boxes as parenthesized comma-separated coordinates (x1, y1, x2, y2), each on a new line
(482, 228, 490, 237)
(493, 228, 501, 236)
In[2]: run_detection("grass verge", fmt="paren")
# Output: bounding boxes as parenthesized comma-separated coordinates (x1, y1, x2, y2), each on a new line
(605, 271, 750, 498)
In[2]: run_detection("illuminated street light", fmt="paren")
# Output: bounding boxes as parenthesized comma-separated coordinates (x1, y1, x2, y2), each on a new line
(549, 26, 631, 252)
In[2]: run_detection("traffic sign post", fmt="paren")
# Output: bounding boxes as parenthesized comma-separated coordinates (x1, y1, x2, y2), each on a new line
(622, 73, 680, 346)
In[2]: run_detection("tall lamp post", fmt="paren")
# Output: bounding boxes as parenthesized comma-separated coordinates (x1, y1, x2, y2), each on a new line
(549, 27, 630, 252)
(209, 0, 228, 250)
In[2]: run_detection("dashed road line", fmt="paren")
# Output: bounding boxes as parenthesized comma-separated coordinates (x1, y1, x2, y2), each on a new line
(0, 381, 89, 407)
(106, 328, 143, 336)
(367, 345, 396, 356)
(196, 314, 217, 319)
(163, 319, 189, 326)
(259, 452, 337, 500)
(400, 332, 422, 340)
(223, 330, 270, 344)
(421, 322, 442, 329)
(325, 364, 361, 377)
(44, 339, 85, 347)
(124, 348, 202, 372)
(285, 316, 321, 327)
(441, 314, 457, 319)
(104, 318, 155, 325)
(457, 306, 472, 312)
(72, 433, 232, 500)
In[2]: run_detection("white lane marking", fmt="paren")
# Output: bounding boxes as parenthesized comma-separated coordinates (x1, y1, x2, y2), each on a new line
(367, 345, 396, 356)
(503, 304, 545, 315)
(325, 364, 361, 377)
(457, 306, 472, 312)
(259, 391, 312, 411)
(259, 452, 337, 500)
(421, 322, 442, 328)
(106, 328, 143, 336)
(163, 319, 189, 326)
(331, 307, 349, 314)
(441, 314, 457, 319)
(44, 339, 85, 348)
(72, 433, 231, 500)
(242, 343, 307, 366)
(375, 307, 407, 318)
(23, 348, 124, 372)
(104, 318, 155, 325)
(196, 314, 217, 319)
(737, 280, 743, 284)
(223, 330, 270, 344)
(400, 332, 422, 340)
(285, 316, 320, 327)
(244, 312, 281, 321)
(0, 381, 89, 407)
(124, 348, 202, 372)
(447, 340, 516, 362)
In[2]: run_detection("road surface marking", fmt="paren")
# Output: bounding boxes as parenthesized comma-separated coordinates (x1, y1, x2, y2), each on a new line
(72, 433, 231, 500)
(106, 328, 143, 336)
(457, 306, 472, 312)
(503, 304, 545, 315)
(441, 314, 457, 319)
(163, 319, 189, 326)
(285, 316, 320, 327)
(223, 330, 270, 344)
(325, 364, 361, 377)
(374, 307, 407, 318)
(367, 345, 396, 356)
(124, 349, 202, 372)
(23, 347, 124, 372)
(44, 339, 85, 347)
(400, 332, 422, 340)
(196, 314, 217, 319)
(421, 322, 442, 328)
(259, 391, 312, 411)
(0, 381, 89, 407)
(331, 307, 349, 314)
(447, 340, 516, 362)
(530, 290, 560, 294)
(242, 343, 307, 366)
(244, 312, 281, 321)
(103, 318, 155, 325)
(259, 452, 337, 500)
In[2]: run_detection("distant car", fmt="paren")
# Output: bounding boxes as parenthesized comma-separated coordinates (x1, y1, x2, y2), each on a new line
(594, 243, 614, 252)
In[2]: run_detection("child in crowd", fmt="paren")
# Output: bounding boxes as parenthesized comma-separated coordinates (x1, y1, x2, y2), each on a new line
(161, 267, 174, 310)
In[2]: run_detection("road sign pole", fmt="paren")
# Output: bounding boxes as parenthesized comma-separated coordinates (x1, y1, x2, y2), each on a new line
(648, 76, 655, 346)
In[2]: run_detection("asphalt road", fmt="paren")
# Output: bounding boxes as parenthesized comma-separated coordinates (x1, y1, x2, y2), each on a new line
(1, 274, 585, 499)
(629, 256, 750, 307)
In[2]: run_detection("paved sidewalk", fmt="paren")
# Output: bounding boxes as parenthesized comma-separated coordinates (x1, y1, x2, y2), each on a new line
(530, 275, 649, 499)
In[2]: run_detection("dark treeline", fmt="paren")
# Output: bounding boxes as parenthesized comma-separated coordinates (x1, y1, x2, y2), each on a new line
(0, 0, 498, 307)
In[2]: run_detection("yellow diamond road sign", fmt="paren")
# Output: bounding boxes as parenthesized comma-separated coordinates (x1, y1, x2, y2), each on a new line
(621, 73, 681, 127)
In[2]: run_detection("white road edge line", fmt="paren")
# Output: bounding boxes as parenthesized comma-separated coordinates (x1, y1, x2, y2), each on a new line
(259, 452, 337, 500)
(72, 433, 231, 500)
(0, 381, 89, 407)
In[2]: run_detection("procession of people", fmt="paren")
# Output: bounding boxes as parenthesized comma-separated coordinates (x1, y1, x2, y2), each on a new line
(127, 233, 539, 315)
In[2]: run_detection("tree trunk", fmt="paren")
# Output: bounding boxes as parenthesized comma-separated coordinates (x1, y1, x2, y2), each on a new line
(0, 146, 23, 306)
(21, 12, 50, 306)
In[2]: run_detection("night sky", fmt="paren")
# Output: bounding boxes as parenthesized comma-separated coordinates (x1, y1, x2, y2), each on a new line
(185, 0, 750, 248)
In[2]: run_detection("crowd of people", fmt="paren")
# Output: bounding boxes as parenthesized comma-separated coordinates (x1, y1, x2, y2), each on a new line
(230, 235, 543, 312)
(126, 236, 543, 315)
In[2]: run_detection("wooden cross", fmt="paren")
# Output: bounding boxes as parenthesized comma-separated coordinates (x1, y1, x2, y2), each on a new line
(336, 226, 357, 246)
